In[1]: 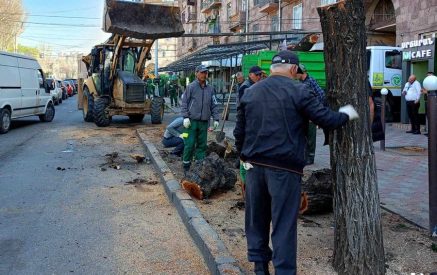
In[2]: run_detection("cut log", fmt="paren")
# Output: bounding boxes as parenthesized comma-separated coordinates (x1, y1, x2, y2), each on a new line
(207, 141, 238, 160)
(181, 153, 237, 199)
(288, 33, 320, 51)
(301, 168, 333, 215)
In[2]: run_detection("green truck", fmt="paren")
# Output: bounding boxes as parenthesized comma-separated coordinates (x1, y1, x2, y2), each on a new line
(241, 50, 326, 89)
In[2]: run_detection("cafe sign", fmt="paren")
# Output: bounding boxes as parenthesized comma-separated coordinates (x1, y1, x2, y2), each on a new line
(402, 38, 435, 61)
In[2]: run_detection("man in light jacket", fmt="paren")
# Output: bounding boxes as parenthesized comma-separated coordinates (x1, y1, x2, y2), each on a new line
(181, 65, 220, 174)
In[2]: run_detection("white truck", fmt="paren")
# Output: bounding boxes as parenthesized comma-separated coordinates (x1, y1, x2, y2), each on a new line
(0, 51, 55, 134)
(367, 46, 403, 121)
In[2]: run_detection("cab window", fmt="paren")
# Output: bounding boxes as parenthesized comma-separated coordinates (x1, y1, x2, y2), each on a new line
(37, 69, 45, 88)
(385, 51, 402, 69)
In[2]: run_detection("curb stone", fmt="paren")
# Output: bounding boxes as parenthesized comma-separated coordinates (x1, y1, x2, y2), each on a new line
(137, 131, 243, 275)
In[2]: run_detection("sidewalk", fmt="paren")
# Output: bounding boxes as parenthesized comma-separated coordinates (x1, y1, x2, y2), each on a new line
(222, 120, 429, 229)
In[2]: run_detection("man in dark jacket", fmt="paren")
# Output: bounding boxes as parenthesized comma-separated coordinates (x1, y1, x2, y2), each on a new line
(238, 66, 263, 103)
(234, 51, 359, 275)
(181, 65, 220, 173)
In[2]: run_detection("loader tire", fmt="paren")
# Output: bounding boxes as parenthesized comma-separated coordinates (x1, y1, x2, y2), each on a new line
(129, 114, 145, 123)
(94, 97, 111, 127)
(150, 97, 164, 124)
(83, 88, 94, 122)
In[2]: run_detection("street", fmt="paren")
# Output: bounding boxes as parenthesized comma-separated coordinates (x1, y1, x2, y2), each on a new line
(0, 97, 208, 274)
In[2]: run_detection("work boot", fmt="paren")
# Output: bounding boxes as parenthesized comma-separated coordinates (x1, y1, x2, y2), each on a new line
(183, 163, 190, 177)
(254, 262, 270, 275)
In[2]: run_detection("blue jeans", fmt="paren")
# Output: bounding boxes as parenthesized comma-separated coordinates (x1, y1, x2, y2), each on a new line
(162, 136, 184, 156)
(245, 165, 301, 275)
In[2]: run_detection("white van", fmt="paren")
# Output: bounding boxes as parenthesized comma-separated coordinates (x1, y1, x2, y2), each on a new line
(0, 51, 55, 134)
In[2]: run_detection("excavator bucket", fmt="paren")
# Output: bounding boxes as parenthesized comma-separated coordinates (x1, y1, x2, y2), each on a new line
(103, 0, 185, 39)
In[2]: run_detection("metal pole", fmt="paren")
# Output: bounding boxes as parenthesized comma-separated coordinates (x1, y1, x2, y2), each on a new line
(154, 40, 159, 77)
(380, 95, 386, 151)
(278, 0, 282, 32)
(245, 0, 249, 42)
(428, 90, 437, 237)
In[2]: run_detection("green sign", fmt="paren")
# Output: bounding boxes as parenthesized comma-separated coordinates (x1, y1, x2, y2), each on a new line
(391, 74, 401, 86)
(373, 73, 384, 86)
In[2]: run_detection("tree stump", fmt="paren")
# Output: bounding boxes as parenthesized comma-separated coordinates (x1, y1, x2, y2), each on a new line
(181, 153, 237, 200)
(301, 169, 333, 215)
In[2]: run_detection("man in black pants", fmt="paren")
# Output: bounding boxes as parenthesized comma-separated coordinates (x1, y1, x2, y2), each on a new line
(402, 74, 422, 134)
(234, 51, 359, 275)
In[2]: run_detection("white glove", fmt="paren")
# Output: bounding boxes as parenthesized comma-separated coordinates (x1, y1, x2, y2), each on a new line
(213, 121, 219, 129)
(242, 161, 254, 171)
(183, 118, 191, 128)
(339, 104, 359, 121)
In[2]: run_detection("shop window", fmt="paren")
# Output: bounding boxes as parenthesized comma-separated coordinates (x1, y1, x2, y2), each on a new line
(385, 50, 402, 70)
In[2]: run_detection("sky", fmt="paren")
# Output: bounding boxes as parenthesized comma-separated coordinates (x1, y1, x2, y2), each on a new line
(18, 0, 111, 54)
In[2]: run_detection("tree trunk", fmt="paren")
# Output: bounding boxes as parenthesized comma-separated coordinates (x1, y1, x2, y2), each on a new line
(181, 153, 237, 200)
(317, 1, 385, 274)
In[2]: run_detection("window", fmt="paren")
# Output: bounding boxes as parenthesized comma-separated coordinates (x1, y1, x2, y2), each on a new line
(385, 50, 402, 70)
(320, 0, 336, 5)
(292, 3, 302, 29)
(271, 15, 278, 32)
(227, 2, 232, 19)
(37, 69, 44, 88)
(253, 24, 259, 32)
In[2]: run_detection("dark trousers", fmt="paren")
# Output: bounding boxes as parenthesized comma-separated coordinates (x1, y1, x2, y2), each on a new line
(406, 101, 420, 132)
(162, 136, 184, 156)
(245, 165, 301, 275)
(306, 122, 316, 162)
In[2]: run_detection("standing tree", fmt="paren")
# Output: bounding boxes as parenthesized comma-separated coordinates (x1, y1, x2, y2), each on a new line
(0, 0, 25, 51)
(317, 1, 385, 274)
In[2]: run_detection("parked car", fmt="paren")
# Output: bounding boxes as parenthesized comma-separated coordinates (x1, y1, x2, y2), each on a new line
(58, 80, 67, 100)
(0, 51, 55, 134)
(46, 78, 63, 105)
(64, 78, 78, 94)
(64, 81, 74, 97)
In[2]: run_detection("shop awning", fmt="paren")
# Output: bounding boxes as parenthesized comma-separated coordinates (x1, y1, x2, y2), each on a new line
(159, 35, 304, 72)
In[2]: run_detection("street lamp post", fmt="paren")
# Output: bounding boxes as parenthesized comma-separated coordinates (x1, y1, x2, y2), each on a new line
(423, 75, 437, 237)
(380, 88, 388, 151)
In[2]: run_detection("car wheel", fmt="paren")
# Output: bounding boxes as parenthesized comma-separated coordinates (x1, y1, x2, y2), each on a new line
(39, 102, 55, 122)
(0, 108, 12, 134)
(59, 97, 63, 104)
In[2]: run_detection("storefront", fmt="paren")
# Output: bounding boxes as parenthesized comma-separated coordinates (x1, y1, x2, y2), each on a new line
(401, 37, 436, 123)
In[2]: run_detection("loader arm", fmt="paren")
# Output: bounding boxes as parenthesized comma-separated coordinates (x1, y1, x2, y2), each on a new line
(109, 35, 126, 81)
(136, 42, 154, 77)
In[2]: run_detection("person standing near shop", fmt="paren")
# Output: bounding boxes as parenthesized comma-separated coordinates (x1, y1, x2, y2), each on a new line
(402, 74, 422, 134)
(296, 64, 325, 165)
(234, 51, 359, 275)
(181, 65, 220, 174)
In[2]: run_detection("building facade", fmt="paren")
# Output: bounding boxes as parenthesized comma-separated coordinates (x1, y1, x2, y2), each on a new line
(176, 0, 436, 60)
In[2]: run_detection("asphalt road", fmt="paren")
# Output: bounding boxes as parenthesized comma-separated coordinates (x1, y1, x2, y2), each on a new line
(0, 96, 208, 274)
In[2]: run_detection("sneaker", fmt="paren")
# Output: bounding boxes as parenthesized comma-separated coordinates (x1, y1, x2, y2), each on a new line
(413, 131, 421, 135)
(406, 130, 414, 133)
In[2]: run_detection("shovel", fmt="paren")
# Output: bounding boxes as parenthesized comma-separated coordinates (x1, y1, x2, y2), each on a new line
(216, 76, 236, 143)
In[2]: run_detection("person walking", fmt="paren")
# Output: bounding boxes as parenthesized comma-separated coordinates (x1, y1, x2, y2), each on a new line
(296, 64, 325, 165)
(168, 72, 179, 107)
(181, 65, 220, 174)
(234, 51, 359, 275)
(402, 74, 422, 134)
(162, 117, 185, 157)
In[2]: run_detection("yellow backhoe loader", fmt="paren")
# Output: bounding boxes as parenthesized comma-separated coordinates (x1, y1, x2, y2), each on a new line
(81, 0, 184, 126)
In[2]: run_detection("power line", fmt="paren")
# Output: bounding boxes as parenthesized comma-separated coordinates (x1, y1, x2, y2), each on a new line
(1, 12, 100, 20)
(8, 20, 100, 27)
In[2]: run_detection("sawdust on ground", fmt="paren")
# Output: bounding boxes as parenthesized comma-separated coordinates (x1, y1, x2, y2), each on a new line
(156, 134, 437, 275)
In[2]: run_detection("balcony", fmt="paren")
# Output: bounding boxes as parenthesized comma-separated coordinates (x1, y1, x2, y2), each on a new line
(201, 0, 221, 13)
(229, 11, 246, 32)
(187, 12, 197, 23)
(258, 0, 279, 13)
